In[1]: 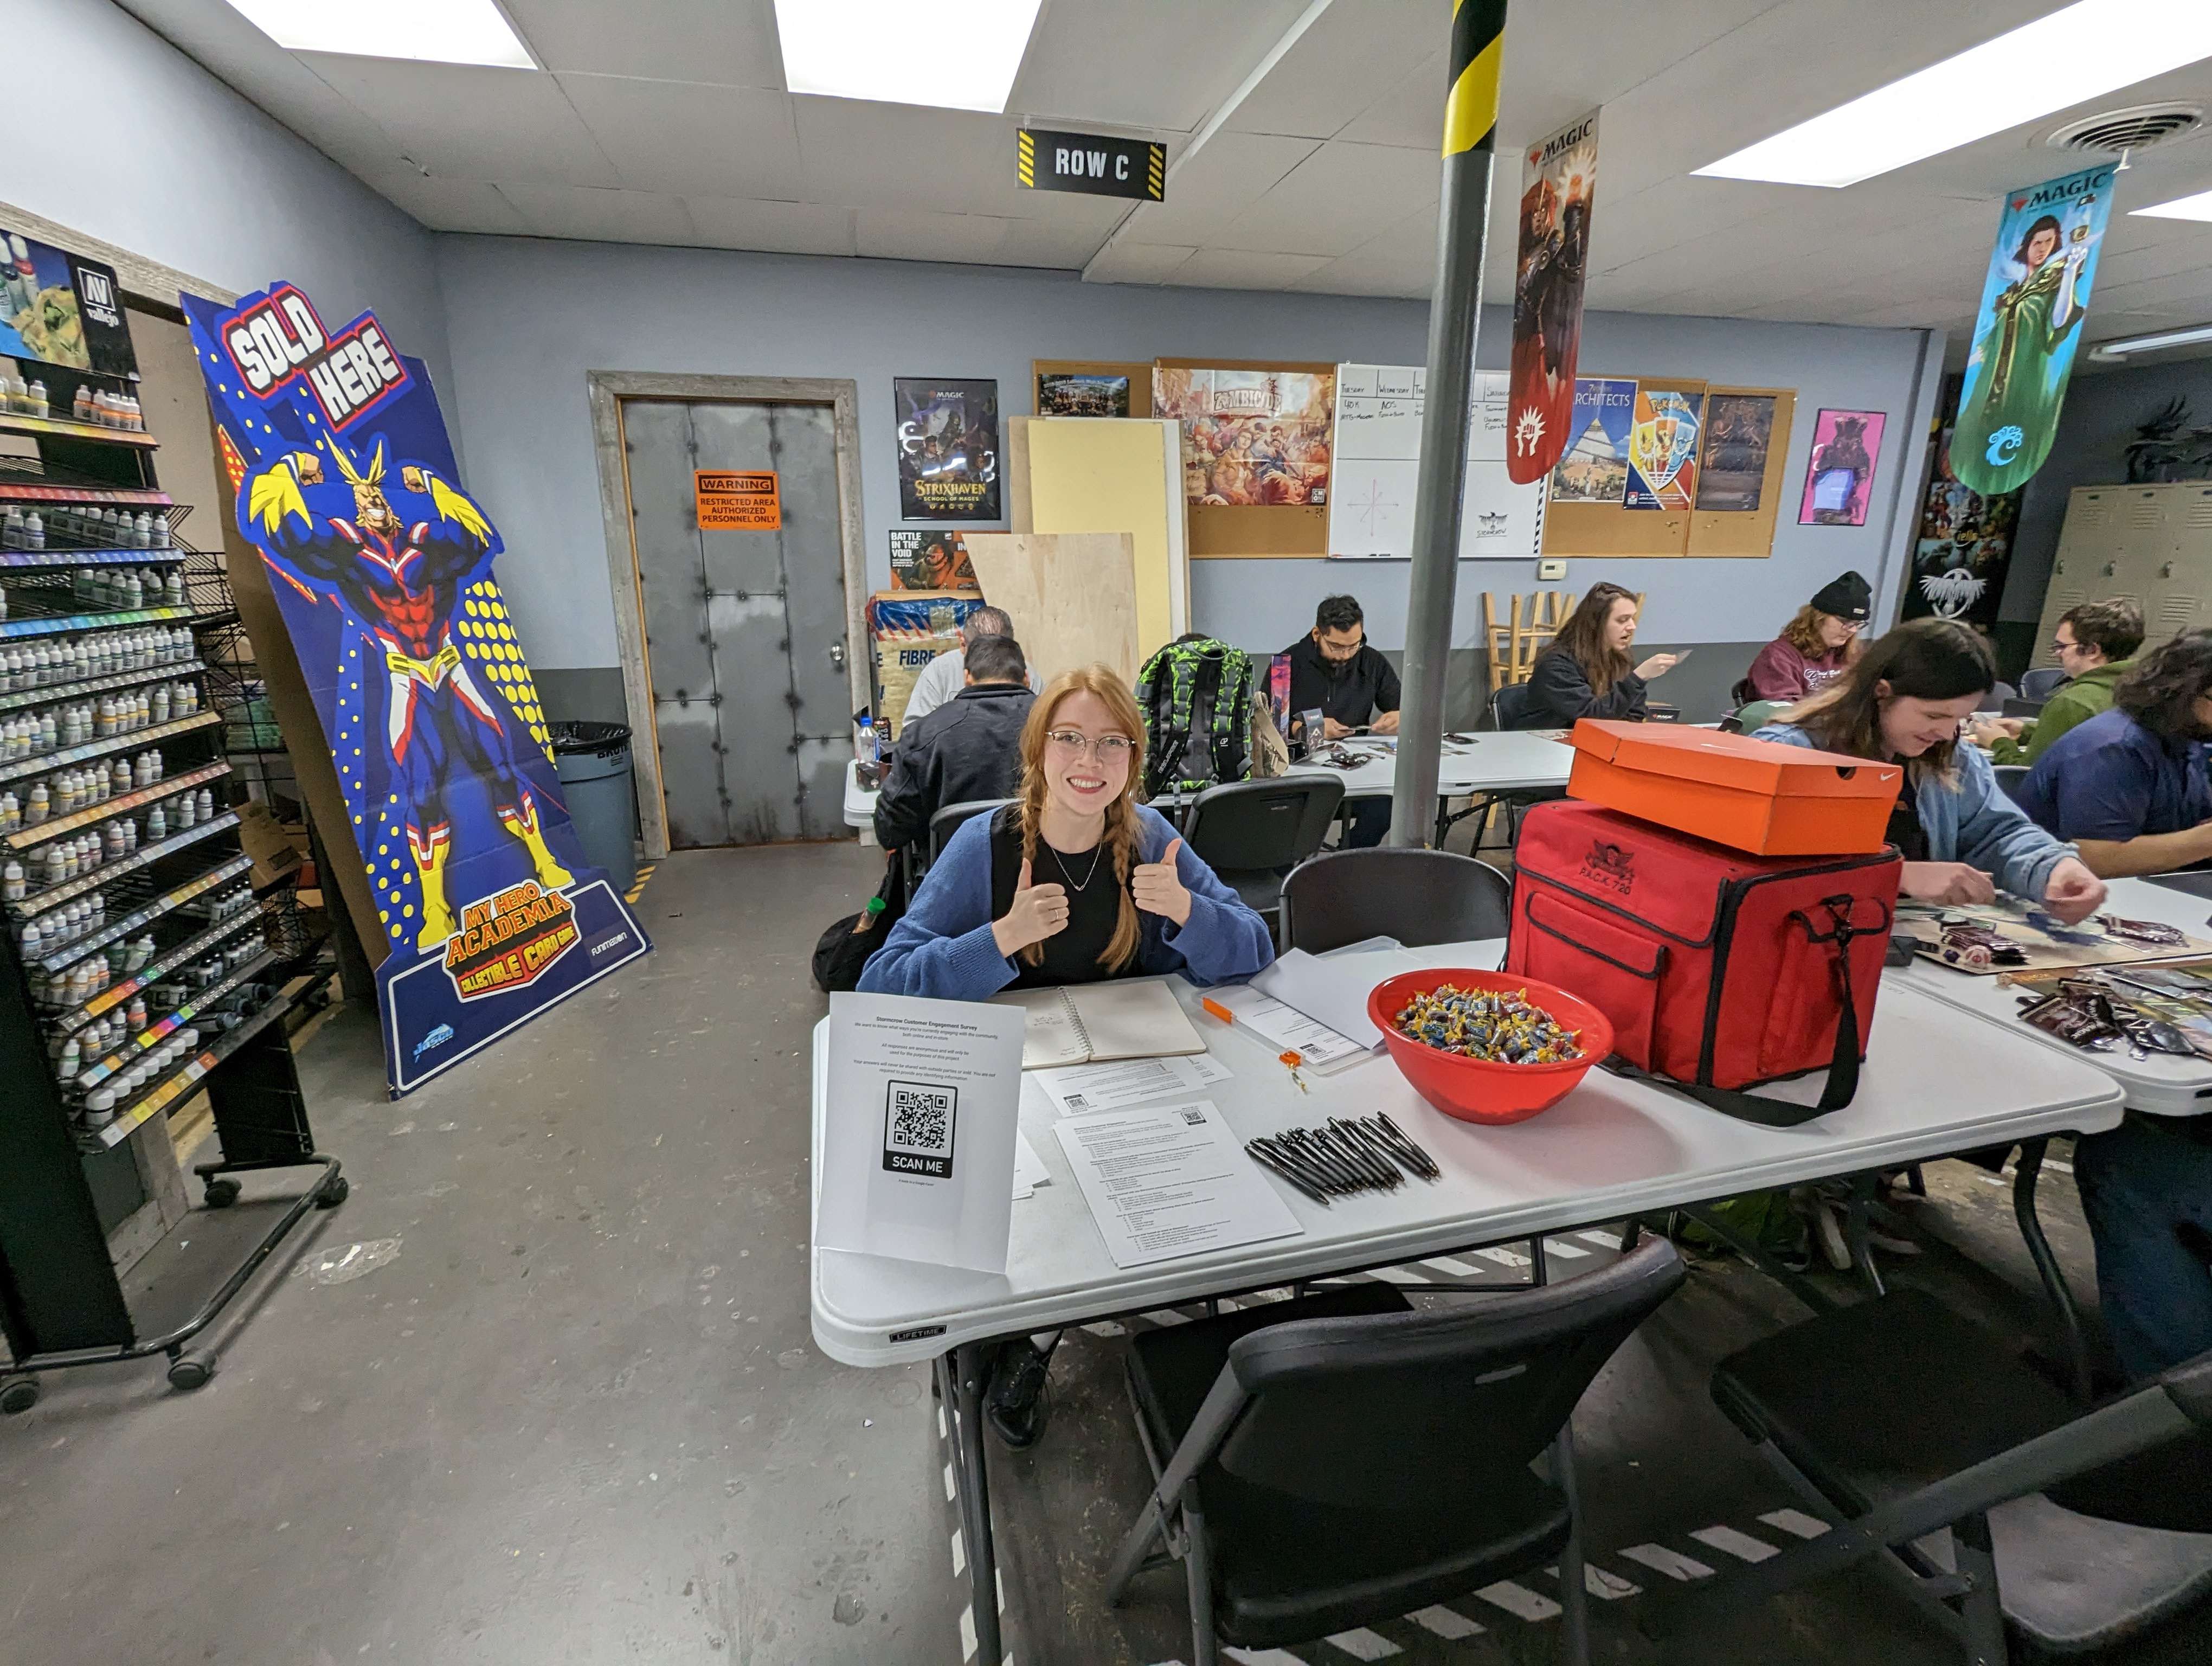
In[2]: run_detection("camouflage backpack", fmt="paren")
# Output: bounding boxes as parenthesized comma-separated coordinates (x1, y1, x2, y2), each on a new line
(1136, 636, 1255, 798)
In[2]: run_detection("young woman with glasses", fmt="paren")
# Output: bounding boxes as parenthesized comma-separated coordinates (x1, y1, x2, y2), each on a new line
(859, 663, 1275, 1002)
(857, 664, 1276, 1449)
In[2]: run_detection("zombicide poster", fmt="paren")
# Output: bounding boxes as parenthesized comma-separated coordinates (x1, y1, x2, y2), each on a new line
(182, 283, 651, 1095)
(895, 379, 1001, 521)
(1506, 111, 1598, 484)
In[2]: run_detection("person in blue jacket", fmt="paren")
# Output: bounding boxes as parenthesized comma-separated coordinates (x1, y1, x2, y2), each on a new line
(860, 663, 1275, 1003)
(1753, 617, 2105, 921)
(859, 662, 1275, 1445)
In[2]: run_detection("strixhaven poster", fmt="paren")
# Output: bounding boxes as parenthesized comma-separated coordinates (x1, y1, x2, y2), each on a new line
(895, 378, 1002, 521)
(182, 282, 651, 1094)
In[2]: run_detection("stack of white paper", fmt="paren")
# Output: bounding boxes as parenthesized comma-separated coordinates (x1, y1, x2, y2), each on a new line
(1054, 1099, 1303, 1268)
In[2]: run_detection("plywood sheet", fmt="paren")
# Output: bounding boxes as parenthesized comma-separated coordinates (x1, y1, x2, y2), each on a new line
(964, 531, 1140, 690)
(1015, 416, 1187, 659)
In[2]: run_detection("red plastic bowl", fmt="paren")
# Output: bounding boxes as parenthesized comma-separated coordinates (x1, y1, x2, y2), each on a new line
(1367, 969, 1613, 1126)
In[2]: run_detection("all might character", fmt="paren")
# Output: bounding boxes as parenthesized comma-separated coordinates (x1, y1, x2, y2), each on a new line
(240, 438, 571, 952)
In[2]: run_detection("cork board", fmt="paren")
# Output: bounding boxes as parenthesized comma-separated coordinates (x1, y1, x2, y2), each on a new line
(963, 531, 1141, 690)
(1687, 386, 1796, 559)
(1007, 415, 1187, 661)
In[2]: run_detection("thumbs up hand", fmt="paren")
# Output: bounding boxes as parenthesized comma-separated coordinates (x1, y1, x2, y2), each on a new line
(992, 856, 1070, 958)
(1133, 837, 1193, 927)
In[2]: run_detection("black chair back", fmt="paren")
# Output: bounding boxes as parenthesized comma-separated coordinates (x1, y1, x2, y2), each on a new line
(1489, 681, 1541, 731)
(927, 797, 1014, 865)
(1992, 764, 2030, 804)
(1281, 847, 1512, 952)
(1976, 680, 2018, 713)
(2020, 665, 2068, 703)
(1217, 1239, 1684, 1510)
(1182, 776, 1345, 874)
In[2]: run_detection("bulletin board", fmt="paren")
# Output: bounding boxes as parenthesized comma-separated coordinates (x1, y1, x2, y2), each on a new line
(1033, 360, 1154, 418)
(964, 531, 1142, 689)
(1154, 357, 1335, 559)
(1005, 415, 1188, 661)
(1687, 387, 1796, 559)
(1542, 377, 1706, 559)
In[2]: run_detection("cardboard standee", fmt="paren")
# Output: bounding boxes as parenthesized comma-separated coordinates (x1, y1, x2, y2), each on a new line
(1007, 416, 1187, 661)
(964, 531, 1140, 690)
(183, 281, 652, 1094)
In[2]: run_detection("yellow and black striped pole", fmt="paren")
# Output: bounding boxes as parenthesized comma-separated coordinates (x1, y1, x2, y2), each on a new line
(1391, 0, 1508, 848)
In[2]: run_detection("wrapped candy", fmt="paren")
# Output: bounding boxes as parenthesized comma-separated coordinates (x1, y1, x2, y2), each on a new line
(1390, 983, 1584, 1065)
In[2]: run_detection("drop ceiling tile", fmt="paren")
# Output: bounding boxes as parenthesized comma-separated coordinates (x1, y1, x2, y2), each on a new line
(558, 75, 802, 198)
(499, 0, 785, 85)
(493, 183, 700, 245)
(854, 208, 1012, 265)
(357, 168, 531, 234)
(1336, 52, 1448, 150)
(1172, 248, 1330, 289)
(995, 218, 1115, 269)
(1224, 0, 1441, 139)
(792, 96, 1009, 215)
(1012, 0, 1309, 132)
(1083, 241, 1195, 284)
(1287, 249, 1435, 298)
(301, 55, 621, 188)
(1211, 141, 1439, 255)
(1115, 131, 1321, 245)
(682, 197, 857, 257)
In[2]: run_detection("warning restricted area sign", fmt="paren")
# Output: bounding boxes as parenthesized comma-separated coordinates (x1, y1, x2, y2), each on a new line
(695, 470, 780, 530)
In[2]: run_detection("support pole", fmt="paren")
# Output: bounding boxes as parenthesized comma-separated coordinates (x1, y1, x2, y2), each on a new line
(1390, 0, 1507, 847)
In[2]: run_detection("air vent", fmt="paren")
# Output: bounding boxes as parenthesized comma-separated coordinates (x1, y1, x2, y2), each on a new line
(2046, 102, 2204, 156)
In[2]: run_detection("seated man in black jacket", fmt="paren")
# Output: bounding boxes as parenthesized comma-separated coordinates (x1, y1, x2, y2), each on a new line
(1281, 594, 1400, 847)
(873, 633, 1035, 855)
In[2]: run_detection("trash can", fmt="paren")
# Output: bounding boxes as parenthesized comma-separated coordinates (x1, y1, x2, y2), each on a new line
(549, 721, 636, 893)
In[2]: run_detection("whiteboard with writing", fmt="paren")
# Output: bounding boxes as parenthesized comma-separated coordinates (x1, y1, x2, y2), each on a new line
(1328, 364, 1548, 560)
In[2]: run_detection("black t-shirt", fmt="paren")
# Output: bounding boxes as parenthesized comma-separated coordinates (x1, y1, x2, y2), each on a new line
(1282, 636, 1401, 734)
(1886, 770, 1930, 863)
(988, 808, 1127, 986)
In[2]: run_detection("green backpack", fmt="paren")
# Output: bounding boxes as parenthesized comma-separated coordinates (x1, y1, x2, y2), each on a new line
(1136, 636, 1255, 798)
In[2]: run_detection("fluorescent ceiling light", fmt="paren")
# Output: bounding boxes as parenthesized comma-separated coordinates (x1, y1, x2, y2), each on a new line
(2090, 323, 2212, 360)
(775, 0, 1044, 113)
(1696, 0, 2212, 188)
(2133, 187, 2212, 221)
(223, 0, 535, 68)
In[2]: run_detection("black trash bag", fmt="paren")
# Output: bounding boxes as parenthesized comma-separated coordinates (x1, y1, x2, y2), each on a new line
(813, 854, 909, 993)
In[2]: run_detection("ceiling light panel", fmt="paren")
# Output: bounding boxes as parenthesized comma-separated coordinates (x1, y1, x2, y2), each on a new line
(774, 0, 1045, 113)
(224, 0, 535, 67)
(1696, 0, 2212, 188)
(2133, 187, 2212, 221)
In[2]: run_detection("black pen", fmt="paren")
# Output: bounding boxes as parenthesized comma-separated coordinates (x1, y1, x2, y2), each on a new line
(1246, 1143, 1331, 1205)
(1343, 1117, 1423, 1182)
(1366, 1116, 1439, 1179)
(1252, 1136, 1342, 1195)
(1324, 1120, 1400, 1188)
(1285, 1128, 1364, 1191)
(1374, 1113, 1442, 1178)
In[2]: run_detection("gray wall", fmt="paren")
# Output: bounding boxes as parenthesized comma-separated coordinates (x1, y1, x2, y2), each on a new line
(433, 234, 1943, 694)
(2002, 355, 2212, 625)
(4, 0, 455, 420)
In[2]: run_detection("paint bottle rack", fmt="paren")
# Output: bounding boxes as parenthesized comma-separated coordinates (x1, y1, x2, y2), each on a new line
(0, 389, 339, 1416)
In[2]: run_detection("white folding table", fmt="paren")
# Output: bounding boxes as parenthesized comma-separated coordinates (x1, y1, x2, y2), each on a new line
(809, 941, 2124, 1664)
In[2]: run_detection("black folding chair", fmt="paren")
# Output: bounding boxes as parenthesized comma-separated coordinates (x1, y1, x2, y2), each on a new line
(1649, 1287, 2212, 1663)
(1182, 776, 1345, 942)
(908, 797, 1015, 889)
(1107, 1240, 1687, 1665)
(1992, 763, 2030, 805)
(1490, 681, 1542, 730)
(1437, 680, 1565, 851)
(2020, 665, 2068, 703)
(1280, 846, 1512, 953)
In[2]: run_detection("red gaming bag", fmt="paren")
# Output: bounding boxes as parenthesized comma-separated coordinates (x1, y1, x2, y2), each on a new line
(1504, 799, 1901, 1126)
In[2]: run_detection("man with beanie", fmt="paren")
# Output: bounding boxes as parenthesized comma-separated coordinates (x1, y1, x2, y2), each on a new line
(1739, 570, 1872, 704)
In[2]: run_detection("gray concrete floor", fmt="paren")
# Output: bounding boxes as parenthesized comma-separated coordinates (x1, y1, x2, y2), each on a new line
(0, 841, 2203, 1664)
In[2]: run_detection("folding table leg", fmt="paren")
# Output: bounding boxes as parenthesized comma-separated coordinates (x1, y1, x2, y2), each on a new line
(1846, 1173, 1888, 1298)
(943, 1344, 1004, 1665)
(2012, 1138, 2093, 1404)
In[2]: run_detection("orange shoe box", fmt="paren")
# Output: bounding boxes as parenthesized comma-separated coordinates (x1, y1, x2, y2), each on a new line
(1565, 720, 1901, 856)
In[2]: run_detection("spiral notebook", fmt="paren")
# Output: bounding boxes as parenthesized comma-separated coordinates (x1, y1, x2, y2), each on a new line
(993, 978, 1207, 1070)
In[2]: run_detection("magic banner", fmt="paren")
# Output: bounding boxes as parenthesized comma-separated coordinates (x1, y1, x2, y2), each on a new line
(1952, 163, 2114, 498)
(1506, 111, 1598, 484)
(181, 283, 651, 1095)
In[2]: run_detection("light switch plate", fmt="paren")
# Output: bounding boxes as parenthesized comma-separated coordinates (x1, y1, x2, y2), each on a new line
(1538, 558, 1567, 580)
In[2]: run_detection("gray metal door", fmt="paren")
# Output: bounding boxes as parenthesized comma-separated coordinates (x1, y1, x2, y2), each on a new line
(623, 399, 851, 847)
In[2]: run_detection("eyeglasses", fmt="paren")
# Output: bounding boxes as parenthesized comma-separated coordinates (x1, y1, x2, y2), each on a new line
(2050, 637, 2080, 656)
(1046, 729, 1136, 764)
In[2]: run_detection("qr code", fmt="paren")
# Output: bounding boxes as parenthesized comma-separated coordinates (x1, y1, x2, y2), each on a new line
(1064, 1093, 1091, 1112)
(1180, 1108, 1207, 1126)
(884, 1080, 957, 1177)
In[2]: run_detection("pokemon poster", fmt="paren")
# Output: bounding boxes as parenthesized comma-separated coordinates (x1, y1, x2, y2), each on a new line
(1506, 111, 1598, 485)
(181, 283, 650, 1095)
(1623, 387, 1702, 511)
(1952, 163, 2115, 497)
